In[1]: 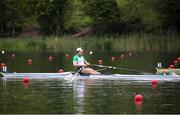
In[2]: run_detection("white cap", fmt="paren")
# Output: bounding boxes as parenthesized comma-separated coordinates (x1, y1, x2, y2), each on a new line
(76, 47, 83, 52)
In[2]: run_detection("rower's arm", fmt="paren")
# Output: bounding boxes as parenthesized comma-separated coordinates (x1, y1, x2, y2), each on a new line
(84, 60, 90, 66)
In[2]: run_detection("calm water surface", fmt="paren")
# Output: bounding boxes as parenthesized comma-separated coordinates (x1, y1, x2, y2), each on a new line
(0, 51, 180, 114)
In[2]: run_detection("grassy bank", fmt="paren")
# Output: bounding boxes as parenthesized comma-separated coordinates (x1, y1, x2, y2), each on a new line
(0, 34, 180, 52)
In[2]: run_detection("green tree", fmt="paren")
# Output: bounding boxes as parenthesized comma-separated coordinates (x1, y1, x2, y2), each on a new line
(116, 0, 161, 32)
(36, 0, 67, 35)
(81, 0, 121, 34)
(0, 0, 5, 34)
(155, 0, 180, 33)
(63, 0, 92, 33)
(4, 0, 37, 34)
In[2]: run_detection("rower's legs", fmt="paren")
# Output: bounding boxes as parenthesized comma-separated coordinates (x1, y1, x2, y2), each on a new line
(81, 68, 101, 74)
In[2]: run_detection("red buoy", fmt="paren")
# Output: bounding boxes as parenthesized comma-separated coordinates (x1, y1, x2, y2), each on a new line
(66, 54, 70, 59)
(163, 70, 167, 74)
(177, 57, 180, 62)
(1, 63, 5, 68)
(11, 53, 16, 58)
(174, 60, 178, 65)
(128, 52, 132, 56)
(58, 69, 64, 73)
(151, 80, 158, 85)
(23, 77, 29, 83)
(48, 56, 53, 61)
(134, 94, 143, 103)
(120, 54, 125, 59)
(98, 59, 103, 65)
(169, 64, 174, 69)
(111, 56, 115, 61)
(28, 59, 32, 65)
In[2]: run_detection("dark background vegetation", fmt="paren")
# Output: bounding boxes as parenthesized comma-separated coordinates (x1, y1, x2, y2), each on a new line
(0, 0, 180, 36)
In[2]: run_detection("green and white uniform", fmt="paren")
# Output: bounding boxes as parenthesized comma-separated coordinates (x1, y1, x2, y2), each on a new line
(73, 55, 86, 66)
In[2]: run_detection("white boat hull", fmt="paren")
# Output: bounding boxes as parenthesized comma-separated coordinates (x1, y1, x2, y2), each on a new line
(1, 72, 180, 81)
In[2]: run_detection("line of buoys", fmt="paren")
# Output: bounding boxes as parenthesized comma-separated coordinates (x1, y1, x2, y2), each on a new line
(98, 59, 103, 65)
(169, 64, 174, 69)
(120, 54, 125, 59)
(28, 59, 32, 65)
(1, 63, 5, 68)
(58, 69, 64, 73)
(174, 60, 178, 66)
(151, 80, 158, 85)
(177, 57, 180, 63)
(48, 56, 53, 61)
(111, 56, 115, 62)
(23, 77, 30, 88)
(11, 53, 16, 58)
(66, 54, 70, 59)
(23, 77, 29, 83)
(134, 94, 143, 103)
(129, 52, 132, 57)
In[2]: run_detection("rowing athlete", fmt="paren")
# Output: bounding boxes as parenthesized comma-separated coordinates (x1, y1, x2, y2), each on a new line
(73, 47, 100, 74)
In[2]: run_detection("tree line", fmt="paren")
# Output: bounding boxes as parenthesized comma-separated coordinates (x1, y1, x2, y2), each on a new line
(0, 0, 180, 36)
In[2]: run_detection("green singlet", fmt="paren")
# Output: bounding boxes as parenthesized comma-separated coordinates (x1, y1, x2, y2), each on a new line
(73, 55, 86, 65)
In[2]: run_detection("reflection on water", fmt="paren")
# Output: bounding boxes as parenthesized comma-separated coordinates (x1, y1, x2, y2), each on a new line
(73, 79, 85, 113)
(1, 78, 180, 113)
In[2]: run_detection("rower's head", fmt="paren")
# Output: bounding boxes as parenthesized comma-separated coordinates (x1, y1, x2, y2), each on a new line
(76, 47, 83, 55)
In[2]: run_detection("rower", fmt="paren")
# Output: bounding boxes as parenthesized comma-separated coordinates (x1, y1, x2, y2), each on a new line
(73, 47, 100, 74)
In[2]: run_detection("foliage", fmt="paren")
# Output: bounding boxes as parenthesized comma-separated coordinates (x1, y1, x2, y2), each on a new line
(0, 0, 180, 35)
(81, 0, 121, 33)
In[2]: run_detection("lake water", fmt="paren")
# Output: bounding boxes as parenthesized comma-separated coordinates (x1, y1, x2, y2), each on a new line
(0, 51, 180, 114)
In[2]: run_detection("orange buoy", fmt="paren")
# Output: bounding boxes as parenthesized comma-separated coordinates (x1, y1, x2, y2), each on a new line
(169, 65, 174, 69)
(120, 54, 125, 59)
(58, 69, 64, 73)
(66, 54, 70, 59)
(134, 94, 143, 103)
(111, 56, 115, 61)
(48, 56, 53, 61)
(23, 77, 29, 83)
(98, 59, 103, 65)
(28, 59, 32, 65)
(151, 80, 158, 85)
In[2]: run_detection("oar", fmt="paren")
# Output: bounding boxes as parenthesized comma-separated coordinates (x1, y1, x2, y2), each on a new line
(95, 67, 107, 72)
(64, 66, 84, 82)
(91, 64, 152, 75)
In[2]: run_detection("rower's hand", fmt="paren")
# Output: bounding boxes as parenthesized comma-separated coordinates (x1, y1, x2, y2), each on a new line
(81, 64, 86, 67)
(86, 63, 91, 66)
